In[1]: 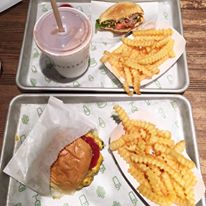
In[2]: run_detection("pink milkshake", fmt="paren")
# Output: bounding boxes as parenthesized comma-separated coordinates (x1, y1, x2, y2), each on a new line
(33, 7, 92, 78)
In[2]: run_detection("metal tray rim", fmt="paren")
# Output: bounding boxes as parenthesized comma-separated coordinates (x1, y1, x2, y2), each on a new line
(15, 80, 190, 93)
(0, 99, 14, 167)
(15, 0, 33, 90)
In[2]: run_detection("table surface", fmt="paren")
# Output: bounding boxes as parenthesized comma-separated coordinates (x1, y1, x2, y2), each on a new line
(0, 0, 206, 186)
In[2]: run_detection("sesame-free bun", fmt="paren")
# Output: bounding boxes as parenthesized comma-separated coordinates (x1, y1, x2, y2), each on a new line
(50, 138, 92, 193)
(99, 2, 144, 23)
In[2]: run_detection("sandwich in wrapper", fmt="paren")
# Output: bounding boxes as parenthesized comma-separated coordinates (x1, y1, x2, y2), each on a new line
(50, 131, 104, 197)
(96, 1, 144, 33)
(3, 97, 103, 197)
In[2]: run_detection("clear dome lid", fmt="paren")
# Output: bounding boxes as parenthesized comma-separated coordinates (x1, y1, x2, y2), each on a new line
(34, 7, 92, 55)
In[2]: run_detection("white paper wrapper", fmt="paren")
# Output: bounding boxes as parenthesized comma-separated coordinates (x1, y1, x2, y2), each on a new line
(110, 110, 206, 206)
(3, 96, 96, 195)
(0, 0, 22, 13)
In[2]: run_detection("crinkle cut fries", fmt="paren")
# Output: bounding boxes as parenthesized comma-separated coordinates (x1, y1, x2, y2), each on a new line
(110, 105, 196, 206)
(101, 29, 175, 95)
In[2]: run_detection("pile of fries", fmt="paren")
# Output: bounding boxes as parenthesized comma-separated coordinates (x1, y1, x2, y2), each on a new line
(101, 29, 175, 95)
(110, 105, 196, 206)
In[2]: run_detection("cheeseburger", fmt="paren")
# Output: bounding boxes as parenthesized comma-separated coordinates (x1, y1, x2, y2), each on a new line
(96, 1, 144, 33)
(50, 131, 104, 195)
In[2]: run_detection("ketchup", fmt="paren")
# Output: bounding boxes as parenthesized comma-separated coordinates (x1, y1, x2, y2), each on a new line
(59, 4, 73, 8)
(82, 136, 100, 169)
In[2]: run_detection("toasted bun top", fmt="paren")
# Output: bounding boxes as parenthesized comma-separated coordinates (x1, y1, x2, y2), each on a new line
(50, 138, 92, 193)
(99, 2, 144, 23)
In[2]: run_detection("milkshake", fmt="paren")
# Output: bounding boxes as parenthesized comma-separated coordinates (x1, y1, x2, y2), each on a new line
(33, 7, 92, 78)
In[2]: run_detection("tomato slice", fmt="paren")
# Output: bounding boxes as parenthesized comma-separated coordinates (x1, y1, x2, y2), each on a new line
(115, 23, 126, 30)
(82, 136, 100, 169)
(59, 4, 73, 8)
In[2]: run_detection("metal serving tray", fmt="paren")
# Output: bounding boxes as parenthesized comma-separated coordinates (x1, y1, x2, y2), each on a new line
(0, 94, 205, 206)
(16, 0, 189, 93)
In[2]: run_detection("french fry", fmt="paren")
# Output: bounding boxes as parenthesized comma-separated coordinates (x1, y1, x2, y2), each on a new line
(137, 40, 174, 65)
(122, 37, 155, 47)
(124, 67, 133, 86)
(110, 105, 196, 206)
(131, 69, 140, 95)
(101, 29, 175, 95)
(133, 28, 173, 36)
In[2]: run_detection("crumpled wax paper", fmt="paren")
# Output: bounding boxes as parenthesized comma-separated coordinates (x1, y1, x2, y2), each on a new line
(4, 96, 96, 195)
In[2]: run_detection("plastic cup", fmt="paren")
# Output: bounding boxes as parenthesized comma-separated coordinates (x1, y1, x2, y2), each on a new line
(33, 7, 92, 78)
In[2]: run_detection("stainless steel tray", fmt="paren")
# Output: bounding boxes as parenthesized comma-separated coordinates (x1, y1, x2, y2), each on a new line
(16, 0, 189, 93)
(0, 94, 205, 206)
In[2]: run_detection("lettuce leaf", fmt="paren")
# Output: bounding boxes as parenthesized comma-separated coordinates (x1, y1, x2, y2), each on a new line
(95, 19, 104, 29)
(95, 19, 116, 29)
